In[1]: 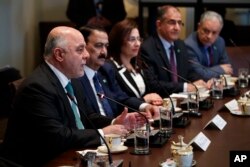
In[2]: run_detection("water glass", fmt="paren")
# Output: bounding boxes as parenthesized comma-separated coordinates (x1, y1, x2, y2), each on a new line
(238, 68, 249, 88)
(134, 123, 150, 154)
(159, 106, 172, 134)
(212, 78, 224, 99)
(187, 92, 199, 113)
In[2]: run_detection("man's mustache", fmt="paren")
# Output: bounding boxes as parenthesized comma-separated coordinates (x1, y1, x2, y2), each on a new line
(98, 54, 107, 59)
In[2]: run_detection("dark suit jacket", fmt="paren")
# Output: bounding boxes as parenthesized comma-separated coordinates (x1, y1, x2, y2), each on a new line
(140, 34, 198, 97)
(185, 32, 231, 81)
(108, 59, 148, 98)
(1, 62, 112, 167)
(79, 63, 144, 118)
(66, 0, 126, 27)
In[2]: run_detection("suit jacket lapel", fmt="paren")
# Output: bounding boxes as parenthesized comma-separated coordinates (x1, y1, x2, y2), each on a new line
(79, 75, 101, 115)
(154, 35, 170, 68)
(40, 63, 77, 128)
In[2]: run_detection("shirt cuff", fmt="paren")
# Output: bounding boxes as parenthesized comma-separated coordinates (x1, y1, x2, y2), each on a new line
(183, 82, 188, 92)
(98, 129, 104, 144)
(139, 103, 149, 112)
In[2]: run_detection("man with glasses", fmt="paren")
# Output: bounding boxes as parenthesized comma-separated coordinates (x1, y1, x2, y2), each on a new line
(78, 25, 159, 120)
(185, 11, 233, 81)
(140, 5, 207, 96)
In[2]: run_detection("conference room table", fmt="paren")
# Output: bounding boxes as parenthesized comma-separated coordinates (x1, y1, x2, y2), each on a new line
(44, 88, 250, 167)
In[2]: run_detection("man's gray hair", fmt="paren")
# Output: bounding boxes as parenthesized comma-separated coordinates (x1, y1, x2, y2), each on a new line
(44, 34, 68, 56)
(200, 11, 224, 27)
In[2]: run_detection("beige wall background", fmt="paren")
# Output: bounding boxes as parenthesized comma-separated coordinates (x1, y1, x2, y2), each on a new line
(0, 0, 249, 76)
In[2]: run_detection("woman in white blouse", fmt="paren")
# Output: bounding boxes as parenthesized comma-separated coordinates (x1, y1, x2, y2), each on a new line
(108, 18, 163, 105)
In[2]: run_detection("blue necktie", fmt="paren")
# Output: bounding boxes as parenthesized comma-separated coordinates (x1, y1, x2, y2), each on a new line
(93, 73, 114, 118)
(65, 82, 84, 129)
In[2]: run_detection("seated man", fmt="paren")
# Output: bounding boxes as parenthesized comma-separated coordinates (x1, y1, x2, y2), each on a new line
(185, 10, 233, 81)
(140, 5, 207, 97)
(0, 26, 139, 167)
(78, 25, 159, 119)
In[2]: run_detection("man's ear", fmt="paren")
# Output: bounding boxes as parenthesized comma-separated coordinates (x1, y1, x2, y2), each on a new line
(53, 48, 64, 62)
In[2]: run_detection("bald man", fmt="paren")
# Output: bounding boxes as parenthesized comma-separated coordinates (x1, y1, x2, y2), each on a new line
(0, 26, 138, 167)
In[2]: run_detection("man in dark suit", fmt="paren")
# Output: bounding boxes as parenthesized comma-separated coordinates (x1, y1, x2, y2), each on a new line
(78, 25, 159, 119)
(185, 11, 233, 81)
(66, 0, 126, 31)
(140, 5, 207, 97)
(0, 26, 138, 167)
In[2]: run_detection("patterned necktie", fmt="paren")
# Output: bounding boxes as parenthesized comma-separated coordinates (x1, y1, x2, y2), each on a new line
(65, 82, 84, 129)
(169, 45, 178, 82)
(93, 73, 114, 118)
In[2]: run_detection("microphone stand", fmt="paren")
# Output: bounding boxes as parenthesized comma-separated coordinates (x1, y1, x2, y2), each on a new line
(66, 93, 123, 167)
(97, 93, 151, 126)
(188, 60, 239, 96)
(161, 66, 202, 117)
(140, 60, 190, 127)
(97, 93, 152, 155)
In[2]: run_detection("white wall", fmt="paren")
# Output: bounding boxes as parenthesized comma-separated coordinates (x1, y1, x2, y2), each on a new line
(0, 0, 69, 76)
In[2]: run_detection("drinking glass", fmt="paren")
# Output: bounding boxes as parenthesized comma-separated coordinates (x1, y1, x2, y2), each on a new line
(212, 78, 224, 99)
(134, 122, 150, 154)
(238, 68, 249, 88)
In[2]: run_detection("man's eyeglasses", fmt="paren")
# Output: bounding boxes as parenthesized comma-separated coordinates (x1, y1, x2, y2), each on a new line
(127, 36, 143, 43)
(163, 19, 184, 27)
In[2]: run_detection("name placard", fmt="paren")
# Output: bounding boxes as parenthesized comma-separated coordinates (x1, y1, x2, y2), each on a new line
(204, 114, 227, 130)
(189, 132, 211, 151)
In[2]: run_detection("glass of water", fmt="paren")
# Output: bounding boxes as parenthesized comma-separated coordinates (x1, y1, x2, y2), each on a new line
(159, 106, 172, 135)
(134, 122, 150, 155)
(238, 68, 249, 88)
(212, 78, 224, 99)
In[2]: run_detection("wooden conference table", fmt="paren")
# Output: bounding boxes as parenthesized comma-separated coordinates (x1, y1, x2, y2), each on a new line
(44, 88, 250, 167)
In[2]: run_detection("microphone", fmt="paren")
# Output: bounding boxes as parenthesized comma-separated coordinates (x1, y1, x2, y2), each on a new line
(188, 60, 239, 96)
(97, 93, 161, 154)
(188, 60, 229, 88)
(66, 93, 122, 166)
(96, 93, 151, 125)
(140, 59, 191, 127)
(161, 66, 202, 117)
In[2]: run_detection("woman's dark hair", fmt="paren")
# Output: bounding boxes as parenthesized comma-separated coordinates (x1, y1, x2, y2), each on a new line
(108, 18, 144, 72)
(108, 18, 138, 64)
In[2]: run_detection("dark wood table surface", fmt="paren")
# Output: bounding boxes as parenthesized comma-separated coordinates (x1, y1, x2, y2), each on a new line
(44, 88, 250, 167)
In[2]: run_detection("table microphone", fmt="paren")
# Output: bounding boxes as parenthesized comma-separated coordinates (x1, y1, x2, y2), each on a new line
(188, 60, 229, 88)
(188, 60, 239, 96)
(161, 66, 202, 117)
(66, 93, 122, 167)
(140, 60, 190, 127)
(97, 93, 157, 154)
(97, 93, 151, 125)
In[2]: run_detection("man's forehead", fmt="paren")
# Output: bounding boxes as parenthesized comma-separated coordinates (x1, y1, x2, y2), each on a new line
(164, 8, 181, 18)
(88, 31, 108, 43)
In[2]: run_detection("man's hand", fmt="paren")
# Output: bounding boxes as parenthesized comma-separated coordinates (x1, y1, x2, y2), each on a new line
(220, 64, 233, 75)
(143, 93, 163, 106)
(187, 79, 207, 92)
(102, 124, 128, 137)
(144, 104, 160, 120)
